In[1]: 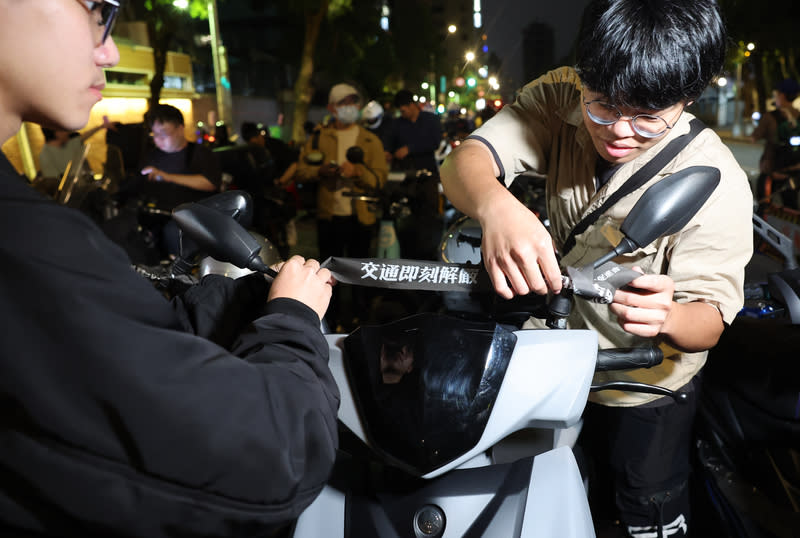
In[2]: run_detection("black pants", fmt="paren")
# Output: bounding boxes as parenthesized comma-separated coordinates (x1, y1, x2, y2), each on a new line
(579, 382, 697, 538)
(317, 216, 375, 330)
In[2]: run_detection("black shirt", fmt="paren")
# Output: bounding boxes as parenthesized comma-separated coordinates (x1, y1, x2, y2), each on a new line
(140, 143, 223, 210)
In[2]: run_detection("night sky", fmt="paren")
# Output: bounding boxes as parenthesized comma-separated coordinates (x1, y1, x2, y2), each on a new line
(483, 0, 591, 92)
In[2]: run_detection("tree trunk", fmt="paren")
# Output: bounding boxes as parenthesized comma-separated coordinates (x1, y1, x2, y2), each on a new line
(290, 0, 329, 143)
(144, 17, 170, 118)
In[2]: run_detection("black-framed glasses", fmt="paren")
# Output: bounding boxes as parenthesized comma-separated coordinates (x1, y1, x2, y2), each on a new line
(583, 99, 676, 138)
(78, 0, 121, 45)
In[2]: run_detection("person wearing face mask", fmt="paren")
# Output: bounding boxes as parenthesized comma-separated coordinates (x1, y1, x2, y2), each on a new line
(296, 83, 388, 330)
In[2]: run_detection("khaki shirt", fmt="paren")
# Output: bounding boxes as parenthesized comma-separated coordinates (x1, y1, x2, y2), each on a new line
(471, 67, 754, 406)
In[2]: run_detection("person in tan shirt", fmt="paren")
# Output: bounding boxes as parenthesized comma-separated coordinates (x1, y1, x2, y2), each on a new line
(440, 0, 753, 536)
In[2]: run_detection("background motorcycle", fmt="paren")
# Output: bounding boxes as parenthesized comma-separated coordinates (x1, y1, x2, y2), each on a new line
(693, 214, 800, 538)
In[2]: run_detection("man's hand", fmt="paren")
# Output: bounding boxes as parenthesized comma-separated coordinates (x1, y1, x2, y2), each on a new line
(339, 161, 358, 179)
(393, 146, 410, 160)
(610, 268, 675, 338)
(141, 166, 165, 182)
(318, 163, 340, 178)
(479, 192, 562, 299)
(268, 256, 334, 321)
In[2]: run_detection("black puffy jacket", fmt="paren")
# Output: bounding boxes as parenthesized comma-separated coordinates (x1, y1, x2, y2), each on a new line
(0, 154, 339, 537)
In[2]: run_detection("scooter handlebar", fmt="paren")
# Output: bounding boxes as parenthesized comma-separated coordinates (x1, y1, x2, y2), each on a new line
(595, 346, 663, 371)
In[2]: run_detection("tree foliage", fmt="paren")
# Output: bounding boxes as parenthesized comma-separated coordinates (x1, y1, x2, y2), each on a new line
(123, 0, 215, 113)
(719, 0, 800, 109)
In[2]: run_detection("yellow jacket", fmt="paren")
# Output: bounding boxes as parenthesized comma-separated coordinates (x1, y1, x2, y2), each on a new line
(296, 123, 388, 226)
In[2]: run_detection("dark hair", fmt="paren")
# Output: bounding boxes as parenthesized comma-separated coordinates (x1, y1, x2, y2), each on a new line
(776, 78, 800, 102)
(147, 104, 185, 128)
(394, 89, 415, 108)
(575, 0, 727, 110)
(240, 121, 261, 142)
(41, 127, 56, 142)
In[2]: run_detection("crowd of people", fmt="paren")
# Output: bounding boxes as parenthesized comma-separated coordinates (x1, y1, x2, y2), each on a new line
(0, 0, 769, 537)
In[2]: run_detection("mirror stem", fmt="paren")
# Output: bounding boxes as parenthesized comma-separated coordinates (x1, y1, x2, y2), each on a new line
(591, 237, 637, 269)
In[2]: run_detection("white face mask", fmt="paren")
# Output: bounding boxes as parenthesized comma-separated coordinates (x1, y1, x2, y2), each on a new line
(336, 105, 360, 125)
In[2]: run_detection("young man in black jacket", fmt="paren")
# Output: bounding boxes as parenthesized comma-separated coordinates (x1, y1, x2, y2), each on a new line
(0, 2, 338, 536)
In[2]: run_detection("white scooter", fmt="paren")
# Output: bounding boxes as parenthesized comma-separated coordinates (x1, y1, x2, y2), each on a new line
(172, 167, 721, 538)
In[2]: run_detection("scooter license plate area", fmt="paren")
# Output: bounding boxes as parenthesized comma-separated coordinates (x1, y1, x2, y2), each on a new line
(343, 313, 517, 476)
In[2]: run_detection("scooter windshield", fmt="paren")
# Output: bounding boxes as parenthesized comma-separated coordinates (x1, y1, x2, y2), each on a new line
(343, 313, 517, 475)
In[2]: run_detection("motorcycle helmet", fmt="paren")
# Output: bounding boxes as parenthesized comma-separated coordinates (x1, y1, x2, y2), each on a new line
(362, 100, 384, 129)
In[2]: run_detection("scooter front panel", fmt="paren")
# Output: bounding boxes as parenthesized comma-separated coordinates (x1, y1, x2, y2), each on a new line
(342, 313, 517, 476)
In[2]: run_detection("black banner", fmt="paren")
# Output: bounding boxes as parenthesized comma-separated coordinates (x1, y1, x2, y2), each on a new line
(321, 257, 494, 292)
(320, 257, 641, 304)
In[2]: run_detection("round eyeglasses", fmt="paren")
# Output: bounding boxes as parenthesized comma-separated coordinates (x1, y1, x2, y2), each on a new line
(583, 99, 677, 139)
(77, 0, 120, 45)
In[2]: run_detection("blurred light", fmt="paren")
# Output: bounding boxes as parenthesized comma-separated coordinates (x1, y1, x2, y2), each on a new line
(482, 44, 488, 53)
(467, 78, 476, 88)
(744, 51, 750, 57)
(475, 98, 486, 111)
(478, 66, 488, 78)
(173, 0, 189, 9)
(381, 1, 390, 31)
(460, 107, 467, 115)
(421, 82, 429, 90)
(455, 77, 465, 87)
(465, 51, 475, 62)
(474, 13, 482, 28)
(437, 104, 445, 114)
(448, 91, 456, 98)
(494, 99, 502, 108)
(419, 96, 427, 103)
(791, 136, 800, 147)
(752, 111, 762, 121)
(413, 94, 419, 102)
(488, 76, 497, 86)
(747, 42, 755, 51)
(448, 24, 457, 34)
(717, 77, 728, 87)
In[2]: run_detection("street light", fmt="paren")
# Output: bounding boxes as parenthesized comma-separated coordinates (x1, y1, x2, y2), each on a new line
(732, 42, 755, 137)
(174, 0, 232, 128)
(448, 24, 457, 34)
(206, 0, 232, 128)
(465, 51, 475, 62)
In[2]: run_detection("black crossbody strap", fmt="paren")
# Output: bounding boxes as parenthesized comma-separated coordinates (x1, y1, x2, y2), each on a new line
(561, 118, 706, 257)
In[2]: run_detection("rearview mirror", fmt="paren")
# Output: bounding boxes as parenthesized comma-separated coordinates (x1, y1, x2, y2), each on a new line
(591, 166, 720, 268)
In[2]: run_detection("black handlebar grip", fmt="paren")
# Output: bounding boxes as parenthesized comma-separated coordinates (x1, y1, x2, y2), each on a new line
(595, 347, 664, 371)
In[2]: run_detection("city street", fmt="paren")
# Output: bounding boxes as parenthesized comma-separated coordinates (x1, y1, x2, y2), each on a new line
(289, 132, 766, 262)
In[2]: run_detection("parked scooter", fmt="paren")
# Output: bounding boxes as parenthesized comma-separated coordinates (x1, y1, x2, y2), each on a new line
(172, 166, 720, 538)
(693, 214, 800, 538)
